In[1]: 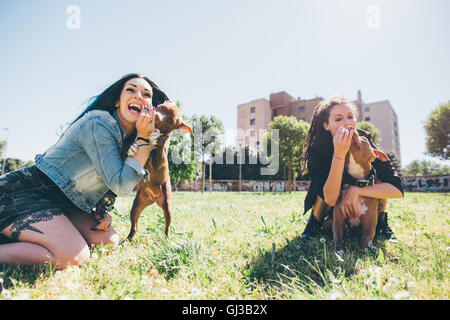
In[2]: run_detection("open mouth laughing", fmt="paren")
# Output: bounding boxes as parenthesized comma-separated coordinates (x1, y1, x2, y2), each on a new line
(128, 102, 143, 115)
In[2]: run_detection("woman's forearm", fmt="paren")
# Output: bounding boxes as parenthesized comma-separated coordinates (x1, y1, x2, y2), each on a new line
(132, 144, 152, 168)
(357, 182, 403, 199)
(323, 154, 346, 206)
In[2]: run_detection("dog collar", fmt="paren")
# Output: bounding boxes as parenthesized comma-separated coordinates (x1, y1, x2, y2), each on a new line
(354, 175, 375, 188)
(343, 167, 377, 188)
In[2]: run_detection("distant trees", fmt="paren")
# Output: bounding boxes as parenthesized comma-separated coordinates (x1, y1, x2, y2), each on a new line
(265, 116, 310, 191)
(0, 141, 34, 175)
(167, 105, 202, 190)
(357, 121, 381, 147)
(424, 101, 449, 160)
(403, 159, 449, 176)
(190, 114, 224, 193)
(0, 140, 5, 160)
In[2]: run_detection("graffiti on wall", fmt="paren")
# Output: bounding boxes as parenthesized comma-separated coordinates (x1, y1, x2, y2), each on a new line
(174, 180, 311, 192)
(174, 176, 450, 193)
(401, 175, 449, 192)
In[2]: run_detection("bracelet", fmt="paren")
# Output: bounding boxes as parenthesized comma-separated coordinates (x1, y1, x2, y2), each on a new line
(137, 143, 151, 147)
(136, 137, 150, 143)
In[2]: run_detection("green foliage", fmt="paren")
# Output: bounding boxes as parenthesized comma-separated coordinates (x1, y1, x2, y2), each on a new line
(357, 121, 381, 147)
(168, 129, 202, 185)
(403, 159, 450, 176)
(265, 116, 310, 190)
(424, 101, 450, 160)
(166, 102, 202, 185)
(190, 114, 224, 192)
(0, 158, 34, 174)
(191, 114, 224, 163)
(0, 192, 448, 300)
(147, 233, 203, 279)
(0, 140, 5, 159)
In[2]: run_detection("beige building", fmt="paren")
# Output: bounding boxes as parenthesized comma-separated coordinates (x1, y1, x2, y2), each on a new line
(237, 90, 401, 164)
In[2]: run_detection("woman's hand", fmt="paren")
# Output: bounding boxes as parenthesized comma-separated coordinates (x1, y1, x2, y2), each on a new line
(127, 129, 160, 157)
(340, 186, 361, 219)
(136, 108, 156, 138)
(333, 126, 354, 159)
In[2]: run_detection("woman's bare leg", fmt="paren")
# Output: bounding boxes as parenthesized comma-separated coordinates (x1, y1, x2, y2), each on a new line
(0, 210, 90, 270)
(0, 242, 54, 266)
(65, 210, 120, 250)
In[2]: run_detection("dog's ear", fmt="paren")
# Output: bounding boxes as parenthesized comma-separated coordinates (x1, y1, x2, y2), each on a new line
(178, 123, 192, 134)
(374, 149, 390, 162)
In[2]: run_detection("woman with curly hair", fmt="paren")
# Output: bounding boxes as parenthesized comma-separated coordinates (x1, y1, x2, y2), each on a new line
(301, 96, 403, 242)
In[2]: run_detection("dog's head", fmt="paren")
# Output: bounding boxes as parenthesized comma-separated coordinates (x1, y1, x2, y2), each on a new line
(349, 130, 377, 164)
(154, 101, 192, 135)
(349, 129, 390, 165)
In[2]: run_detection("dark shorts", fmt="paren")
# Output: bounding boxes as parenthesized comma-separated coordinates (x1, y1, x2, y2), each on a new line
(0, 165, 81, 240)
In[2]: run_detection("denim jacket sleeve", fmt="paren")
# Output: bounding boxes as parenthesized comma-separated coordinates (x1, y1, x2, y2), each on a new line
(78, 115, 145, 196)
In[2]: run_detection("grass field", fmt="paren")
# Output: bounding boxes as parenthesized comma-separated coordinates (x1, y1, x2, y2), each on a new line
(0, 191, 448, 300)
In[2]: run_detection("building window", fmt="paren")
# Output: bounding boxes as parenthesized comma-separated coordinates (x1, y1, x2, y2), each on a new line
(250, 106, 256, 114)
(250, 118, 255, 125)
(298, 106, 305, 113)
(364, 107, 370, 113)
(250, 130, 255, 137)
(364, 117, 371, 121)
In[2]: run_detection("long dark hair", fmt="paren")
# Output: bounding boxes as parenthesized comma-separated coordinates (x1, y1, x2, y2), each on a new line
(73, 73, 169, 124)
(301, 96, 358, 173)
(72, 73, 169, 158)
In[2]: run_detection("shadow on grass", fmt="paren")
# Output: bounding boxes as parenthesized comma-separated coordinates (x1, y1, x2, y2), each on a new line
(0, 264, 55, 289)
(242, 231, 388, 296)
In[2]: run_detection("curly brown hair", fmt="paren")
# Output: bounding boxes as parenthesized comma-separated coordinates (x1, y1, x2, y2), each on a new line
(301, 96, 359, 173)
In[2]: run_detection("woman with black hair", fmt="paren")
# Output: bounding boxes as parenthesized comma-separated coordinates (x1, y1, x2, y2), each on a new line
(0, 73, 168, 269)
(300, 96, 403, 242)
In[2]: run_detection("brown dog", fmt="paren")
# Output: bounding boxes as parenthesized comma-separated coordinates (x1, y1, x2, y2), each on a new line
(126, 101, 192, 240)
(332, 130, 388, 261)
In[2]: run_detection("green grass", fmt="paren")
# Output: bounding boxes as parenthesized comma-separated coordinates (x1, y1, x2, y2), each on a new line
(0, 192, 448, 300)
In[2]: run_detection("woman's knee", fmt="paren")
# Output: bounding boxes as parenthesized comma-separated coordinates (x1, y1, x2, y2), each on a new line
(52, 241, 91, 269)
(89, 228, 120, 251)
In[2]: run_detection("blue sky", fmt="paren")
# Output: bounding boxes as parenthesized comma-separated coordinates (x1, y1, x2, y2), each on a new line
(0, 0, 449, 167)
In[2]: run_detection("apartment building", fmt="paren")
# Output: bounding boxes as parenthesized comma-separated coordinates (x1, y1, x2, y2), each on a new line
(237, 90, 401, 164)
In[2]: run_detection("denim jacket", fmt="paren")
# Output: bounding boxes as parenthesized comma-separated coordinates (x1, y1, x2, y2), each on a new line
(35, 110, 146, 213)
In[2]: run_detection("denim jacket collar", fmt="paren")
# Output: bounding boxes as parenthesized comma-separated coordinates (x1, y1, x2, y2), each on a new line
(113, 109, 126, 141)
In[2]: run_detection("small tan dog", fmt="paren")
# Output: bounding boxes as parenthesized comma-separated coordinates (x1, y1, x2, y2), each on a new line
(127, 101, 192, 239)
(332, 130, 388, 261)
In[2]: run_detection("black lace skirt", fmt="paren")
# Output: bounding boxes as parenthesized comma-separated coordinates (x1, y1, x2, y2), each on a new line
(0, 165, 81, 239)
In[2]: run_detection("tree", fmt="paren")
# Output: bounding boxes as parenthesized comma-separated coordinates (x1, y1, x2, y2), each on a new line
(0, 140, 5, 160)
(357, 121, 381, 147)
(424, 101, 450, 160)
(265, 116, 310, 192)
(403, 159, 450, 176)
(2, 158, 34, 174)
(190, 114, 224, 192)
(168, 131, 202, 189)
(167, 102, 202, 189)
